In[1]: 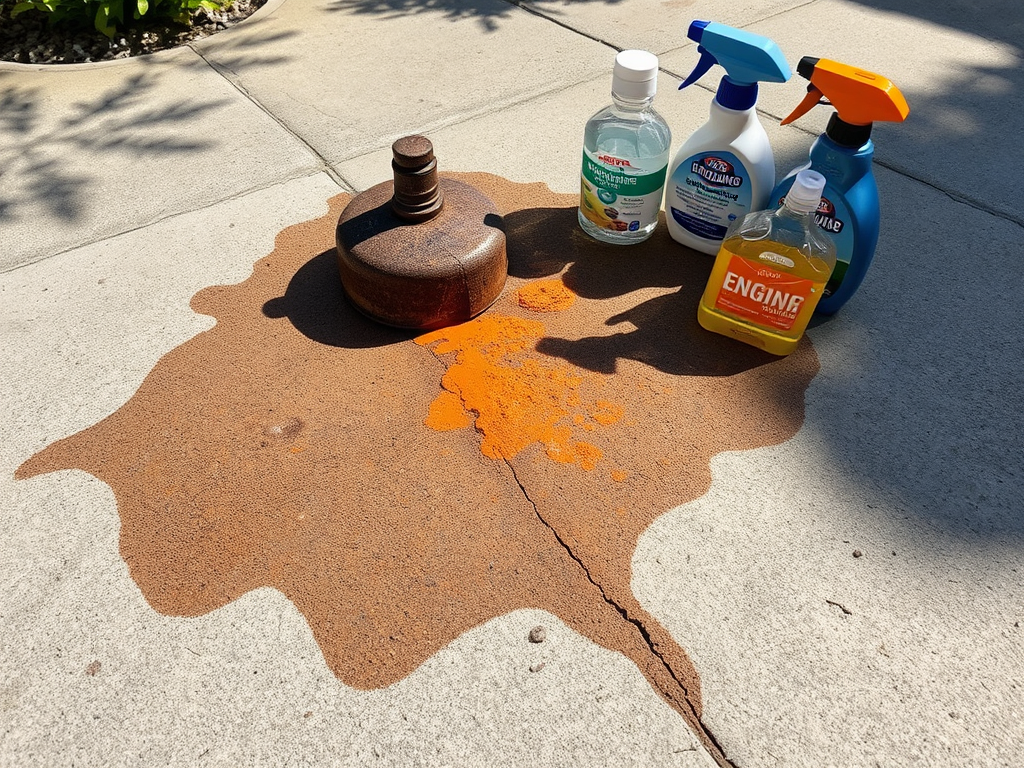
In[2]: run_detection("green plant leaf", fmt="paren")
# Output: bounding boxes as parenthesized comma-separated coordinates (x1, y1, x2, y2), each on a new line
(94, 3, 116, 36)
(137, 0, 148, 14)
(9, 1, 38, 17)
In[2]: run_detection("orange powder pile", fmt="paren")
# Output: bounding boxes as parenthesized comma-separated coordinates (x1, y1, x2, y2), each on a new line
(516, 279, 577, 313)
(417, 313, 615, 471)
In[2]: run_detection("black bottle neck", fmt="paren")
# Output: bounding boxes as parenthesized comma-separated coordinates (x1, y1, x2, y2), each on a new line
(825, 113, 872, 148)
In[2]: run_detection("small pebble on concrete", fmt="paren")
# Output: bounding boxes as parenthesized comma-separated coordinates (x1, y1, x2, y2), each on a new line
(853, 550, 863, 558)
(528, 625, 546, 643)
(529, 662, 545, 673)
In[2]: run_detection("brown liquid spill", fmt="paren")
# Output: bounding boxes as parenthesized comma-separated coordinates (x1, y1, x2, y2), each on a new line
(17, 173, 818, 760)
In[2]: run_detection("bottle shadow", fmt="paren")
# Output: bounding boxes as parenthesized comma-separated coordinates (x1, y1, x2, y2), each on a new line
(504, 206, 780, 377)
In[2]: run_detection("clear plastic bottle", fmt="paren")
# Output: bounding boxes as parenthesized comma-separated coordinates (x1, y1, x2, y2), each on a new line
(578, 50, 671, 245)
(697, 170, 836, 355)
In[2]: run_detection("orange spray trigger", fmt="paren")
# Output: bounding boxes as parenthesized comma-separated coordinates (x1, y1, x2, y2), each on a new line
(781, 86, 825, 125)
(787, 57, 909, 127)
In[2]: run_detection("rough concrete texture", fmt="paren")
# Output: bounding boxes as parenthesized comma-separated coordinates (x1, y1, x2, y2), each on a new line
(193, 0, 614, 168)
(517, 0, 808, 56)
(3, 0, 1024, 765)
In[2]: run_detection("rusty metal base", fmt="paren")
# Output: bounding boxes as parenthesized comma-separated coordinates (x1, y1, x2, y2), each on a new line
(336, 177, 508, 331)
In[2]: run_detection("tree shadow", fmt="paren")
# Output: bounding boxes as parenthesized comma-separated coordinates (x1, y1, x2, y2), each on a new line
(0, 69, 223, 229)
(0, 32, 296, 252)
(848, 0, 1024, 51)
(795, 0, 1024, 225)
(775, 0, 1024, 539)
(325, 0, 624, 32)
(192, 28, 299, 71)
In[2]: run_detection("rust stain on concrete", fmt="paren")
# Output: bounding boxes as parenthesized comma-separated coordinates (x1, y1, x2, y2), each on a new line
(17, 174, 818, 761)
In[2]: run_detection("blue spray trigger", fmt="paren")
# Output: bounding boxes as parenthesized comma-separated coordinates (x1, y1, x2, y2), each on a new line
(680, 20, 791, 88)
(687, 19, 710, 41)
(679, 46, 718, 90)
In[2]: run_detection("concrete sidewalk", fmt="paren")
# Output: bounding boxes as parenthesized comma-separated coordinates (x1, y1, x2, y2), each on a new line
(2, 1, 1022, 766)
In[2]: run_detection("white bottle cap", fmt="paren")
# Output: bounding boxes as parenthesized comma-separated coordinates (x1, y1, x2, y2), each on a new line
(785, 170, 826, 213)
(612, 50, 659, 100)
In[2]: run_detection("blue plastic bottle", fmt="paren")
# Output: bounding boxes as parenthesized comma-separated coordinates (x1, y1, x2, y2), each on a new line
(771, 57, 909, 314)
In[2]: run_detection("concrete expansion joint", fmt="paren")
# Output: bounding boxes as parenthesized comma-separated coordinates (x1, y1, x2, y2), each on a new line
(875, 162, 1024, 230)
(188, 41, 351, 190)
(501, 0, 620, 52)
(0, 171, 344, 275)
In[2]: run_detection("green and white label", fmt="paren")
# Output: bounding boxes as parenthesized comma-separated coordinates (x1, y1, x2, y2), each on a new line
(580, 148, 668, 234)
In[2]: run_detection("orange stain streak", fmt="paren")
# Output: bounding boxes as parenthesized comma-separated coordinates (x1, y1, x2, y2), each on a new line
(417, 313, 620, 471)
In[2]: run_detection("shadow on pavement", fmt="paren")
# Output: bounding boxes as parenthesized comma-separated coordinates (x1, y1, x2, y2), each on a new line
(265, 191, 779, 377)
(0, 69, 219, 227)
(261, 248, 417, 348)
(849, 0, 1024, 49)
(326, 0, 624, 32)
(502, 204, 779, 376)
(0, 31, 295, 235)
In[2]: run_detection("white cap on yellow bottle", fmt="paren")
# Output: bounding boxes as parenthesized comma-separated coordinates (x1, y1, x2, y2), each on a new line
(785, 170, 826, 213)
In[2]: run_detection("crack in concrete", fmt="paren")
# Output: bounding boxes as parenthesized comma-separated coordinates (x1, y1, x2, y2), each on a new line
(415, 306, 740, 768)
(503, 0, 620, 50)
(827, 598, 853, 616)
(872, 163, 1024, 229)
(499, 454, 738, 768)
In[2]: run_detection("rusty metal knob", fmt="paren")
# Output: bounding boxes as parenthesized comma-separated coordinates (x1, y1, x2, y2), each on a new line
(391, 136, 444, 223)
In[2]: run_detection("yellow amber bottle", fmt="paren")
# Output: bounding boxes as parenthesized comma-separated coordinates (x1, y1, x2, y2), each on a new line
(697, 170, 836, 355)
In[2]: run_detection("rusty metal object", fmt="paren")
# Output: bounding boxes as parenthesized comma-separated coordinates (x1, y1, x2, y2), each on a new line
(336, 136, 507, 330)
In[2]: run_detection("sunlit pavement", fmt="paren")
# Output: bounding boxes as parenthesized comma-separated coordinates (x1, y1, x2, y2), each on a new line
(2, 1, 1022, 765)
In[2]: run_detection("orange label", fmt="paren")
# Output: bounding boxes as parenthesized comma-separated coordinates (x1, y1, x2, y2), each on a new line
(713, 255, 814, 331)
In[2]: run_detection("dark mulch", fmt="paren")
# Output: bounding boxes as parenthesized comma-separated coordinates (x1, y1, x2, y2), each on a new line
(0, 0, 266, 64)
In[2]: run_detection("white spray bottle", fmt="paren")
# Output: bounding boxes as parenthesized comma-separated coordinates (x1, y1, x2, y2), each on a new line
(665, 21, 791, 254)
